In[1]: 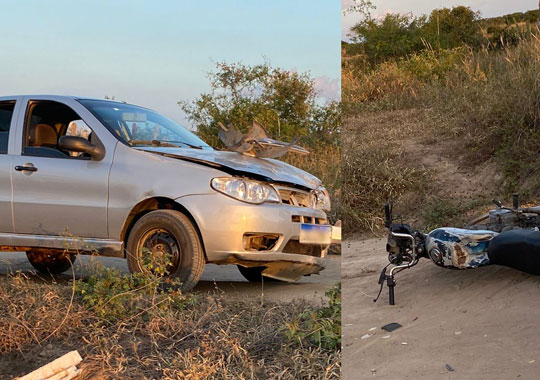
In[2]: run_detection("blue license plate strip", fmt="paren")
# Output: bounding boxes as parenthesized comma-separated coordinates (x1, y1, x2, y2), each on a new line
(299, 224, 332, 244)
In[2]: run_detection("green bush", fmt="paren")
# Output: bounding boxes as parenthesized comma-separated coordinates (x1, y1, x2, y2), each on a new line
(350, 13, 427, 64)
(75, 261, 195, 322)
(422, 6, 482, 50)
(285, 283, 341, 349)
(400, 47, 465, 82)
(349, 6, 483, 65)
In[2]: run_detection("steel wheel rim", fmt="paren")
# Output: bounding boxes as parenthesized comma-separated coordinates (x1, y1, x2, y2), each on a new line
(136, 228, 181, 275)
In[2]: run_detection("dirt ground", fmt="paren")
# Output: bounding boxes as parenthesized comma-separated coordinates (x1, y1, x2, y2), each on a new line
(343, 238, 540, 380)
(0, 251, 340, 304)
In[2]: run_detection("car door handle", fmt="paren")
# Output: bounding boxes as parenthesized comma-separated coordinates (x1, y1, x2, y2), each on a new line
(15, 164, 38, 172)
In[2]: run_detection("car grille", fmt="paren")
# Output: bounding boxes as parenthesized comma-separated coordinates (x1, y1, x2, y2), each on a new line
(291, 215, 328, 224)
(270, 186, 330, 258)
(273, 186, 328, 224)
(275, 186, 314, 208)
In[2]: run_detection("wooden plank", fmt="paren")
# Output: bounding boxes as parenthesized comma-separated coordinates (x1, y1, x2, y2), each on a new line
(47, 366, 80, 380)
(14, 351, 82, 380)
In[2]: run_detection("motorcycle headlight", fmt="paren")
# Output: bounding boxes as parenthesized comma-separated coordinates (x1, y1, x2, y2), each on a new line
(311, 187, 331, 211)
(211, 177, 280, 204)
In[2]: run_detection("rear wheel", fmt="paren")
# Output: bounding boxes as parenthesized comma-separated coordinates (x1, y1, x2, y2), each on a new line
(237, 265, 279, 282)
(26, 250, 76, 275)
(126, 210, 205, 292)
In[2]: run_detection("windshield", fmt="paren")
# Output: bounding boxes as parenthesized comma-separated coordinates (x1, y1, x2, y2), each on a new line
(78, 99, 211, 150)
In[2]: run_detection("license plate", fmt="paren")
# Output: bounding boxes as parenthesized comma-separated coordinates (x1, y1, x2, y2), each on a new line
(299, 224, 332, 244)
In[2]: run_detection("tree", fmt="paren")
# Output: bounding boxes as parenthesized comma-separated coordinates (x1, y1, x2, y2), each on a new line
(179, 62, 340, 148)
(349, 6, 484, 64)
(342, 0, 374, 19)
(350, 13, 426, 64)
(423, 6, 482, 49)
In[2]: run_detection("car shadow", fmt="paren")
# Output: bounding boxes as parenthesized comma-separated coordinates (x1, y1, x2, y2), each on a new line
(0, 252, 333, 303)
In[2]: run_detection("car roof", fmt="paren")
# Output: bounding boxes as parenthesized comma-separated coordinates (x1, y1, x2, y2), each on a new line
(0, 94, 125, 104)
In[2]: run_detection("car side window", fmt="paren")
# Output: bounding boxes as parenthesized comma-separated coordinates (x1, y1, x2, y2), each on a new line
(23, 101, 95, 159)
(0, 101, 15, 154)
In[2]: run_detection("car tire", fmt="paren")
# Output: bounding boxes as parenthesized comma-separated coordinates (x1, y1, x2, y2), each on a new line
(237, 265, 280, 282)
(26, 250, 76, 275)
(126, 210, 205, 292)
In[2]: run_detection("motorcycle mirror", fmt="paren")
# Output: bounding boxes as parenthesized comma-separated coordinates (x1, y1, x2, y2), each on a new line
(384, 203, 392, 228)
(493, 199, 503, 208)
(513, 194, 520, 209)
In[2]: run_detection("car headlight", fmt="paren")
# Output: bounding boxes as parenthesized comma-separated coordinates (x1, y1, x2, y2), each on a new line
(211, 177, 280, 204)
(311, 187, 331, 211)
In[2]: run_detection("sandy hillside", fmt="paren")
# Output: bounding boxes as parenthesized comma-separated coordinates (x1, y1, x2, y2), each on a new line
(343, 238, 540, 380)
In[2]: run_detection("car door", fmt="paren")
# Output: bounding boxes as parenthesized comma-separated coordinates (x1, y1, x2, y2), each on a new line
(0, 98, 19, 234)
(11, 97, 113, 239)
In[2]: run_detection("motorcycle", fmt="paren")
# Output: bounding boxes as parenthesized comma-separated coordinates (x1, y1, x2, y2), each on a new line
(375, 194, 540, 305)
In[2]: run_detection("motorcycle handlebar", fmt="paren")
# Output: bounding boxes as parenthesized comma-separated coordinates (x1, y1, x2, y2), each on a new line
(493, 199, 503, 208)
(521, 206, 540, 214)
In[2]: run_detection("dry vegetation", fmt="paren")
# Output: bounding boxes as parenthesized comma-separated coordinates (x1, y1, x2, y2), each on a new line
(343, 33, 540, 234)
(287, 144, 342, 223)
(0, 262, 340, 380)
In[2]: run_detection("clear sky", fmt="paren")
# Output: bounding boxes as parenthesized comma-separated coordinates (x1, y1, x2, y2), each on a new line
(0, 0, 340, 127)
(342, 0, 538, 40)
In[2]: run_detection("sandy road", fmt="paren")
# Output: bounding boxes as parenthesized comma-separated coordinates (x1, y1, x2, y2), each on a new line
(0, 251, 340, 304)
(343, 238, 540, 380)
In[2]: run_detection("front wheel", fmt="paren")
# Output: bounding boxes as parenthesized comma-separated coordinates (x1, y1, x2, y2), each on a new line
(237, 265, 280, 282)
(26, 250, 76, 275)
(126, 210, 205, 292)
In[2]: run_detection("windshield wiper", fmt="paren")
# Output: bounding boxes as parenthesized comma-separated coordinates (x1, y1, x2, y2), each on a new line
(159, 140, 204, 149)
(128, 139, 203, 149)
(129, 139, 179, 147)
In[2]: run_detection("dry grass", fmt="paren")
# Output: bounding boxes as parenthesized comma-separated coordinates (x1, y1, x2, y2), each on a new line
(0, 268, 340, 380)
(341, 109, 431, 233)
(343, 34, 540, 233)
(287, 144, 341, 223)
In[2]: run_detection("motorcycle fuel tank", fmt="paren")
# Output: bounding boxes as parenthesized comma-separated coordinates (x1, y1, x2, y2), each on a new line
(425, 228, 499, 269)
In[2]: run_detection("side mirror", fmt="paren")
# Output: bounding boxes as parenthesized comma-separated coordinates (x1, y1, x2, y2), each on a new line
(58, 136, 105, 161)
(384, 202, 393, 228)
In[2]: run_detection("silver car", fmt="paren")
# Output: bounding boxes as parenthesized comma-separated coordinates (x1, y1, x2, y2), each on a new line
(0, 95, 337, 290)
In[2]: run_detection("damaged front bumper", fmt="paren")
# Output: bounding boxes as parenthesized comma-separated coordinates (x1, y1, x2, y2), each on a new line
(177, 193, 340, 281)
(220, 252, 327, 282)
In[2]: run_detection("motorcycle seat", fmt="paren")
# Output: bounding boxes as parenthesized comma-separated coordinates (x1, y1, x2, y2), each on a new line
(488, 229, 540, 275)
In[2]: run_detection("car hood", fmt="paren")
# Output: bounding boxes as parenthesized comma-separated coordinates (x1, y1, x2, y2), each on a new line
(137, 147, 321, 190)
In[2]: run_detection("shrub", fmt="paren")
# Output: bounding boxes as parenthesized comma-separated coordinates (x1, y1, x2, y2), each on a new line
(285, 283, 341, 349)
(348, 6, 483, 65)
(75, 265, 194, 322)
